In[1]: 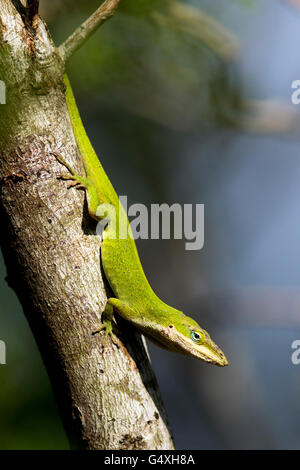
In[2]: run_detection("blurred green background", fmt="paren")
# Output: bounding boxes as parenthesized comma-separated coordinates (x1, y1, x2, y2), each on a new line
(1, 0, 300, 449)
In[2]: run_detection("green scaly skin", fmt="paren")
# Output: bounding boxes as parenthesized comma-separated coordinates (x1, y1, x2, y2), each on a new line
(55, 74, 228, 367)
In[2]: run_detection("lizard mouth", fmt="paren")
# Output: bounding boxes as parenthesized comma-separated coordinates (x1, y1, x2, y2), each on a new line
(169, 329, 228, 366)
(139, 325, 228, 366)
(192, 344, 228, 366)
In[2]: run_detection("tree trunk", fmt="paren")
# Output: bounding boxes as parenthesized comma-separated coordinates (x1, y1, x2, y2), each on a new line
(0, 0, 174, 450)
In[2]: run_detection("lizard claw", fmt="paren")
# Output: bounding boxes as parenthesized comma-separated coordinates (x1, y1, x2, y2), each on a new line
(52, 152, 77, 176)
(92, 321, 121, 347)
(52, 152, 88, 189)
(67, 180, 87, 190)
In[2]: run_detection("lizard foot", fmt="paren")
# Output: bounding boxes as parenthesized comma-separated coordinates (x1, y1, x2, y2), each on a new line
(92, 320, 121, 347)
(52, 152, 88, 189)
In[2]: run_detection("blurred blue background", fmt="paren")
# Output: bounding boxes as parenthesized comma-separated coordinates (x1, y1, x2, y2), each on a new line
(1, 0, 300, 449)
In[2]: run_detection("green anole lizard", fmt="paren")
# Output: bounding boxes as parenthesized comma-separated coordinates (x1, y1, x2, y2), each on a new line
(54, 74, 228, 367)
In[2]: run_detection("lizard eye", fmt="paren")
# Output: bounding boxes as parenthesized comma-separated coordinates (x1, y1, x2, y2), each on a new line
(191, 331, 202, 343)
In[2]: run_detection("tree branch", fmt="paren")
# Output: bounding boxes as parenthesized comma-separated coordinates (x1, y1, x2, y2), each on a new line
(59, 0, 122, 63)
(0, 0, 173, 449)
(154, 1, 240, 63)
(26, 0, 39, 29)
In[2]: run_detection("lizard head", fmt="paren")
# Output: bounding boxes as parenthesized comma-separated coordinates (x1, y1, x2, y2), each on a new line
(154, 313, 228, 367)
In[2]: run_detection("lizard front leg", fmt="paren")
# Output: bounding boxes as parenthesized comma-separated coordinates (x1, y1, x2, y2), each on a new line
(93, 303, 114, 342)
(93, 299, 139, 346)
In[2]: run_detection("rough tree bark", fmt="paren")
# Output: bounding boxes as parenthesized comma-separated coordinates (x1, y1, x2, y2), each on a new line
(0, 0, 174, 450)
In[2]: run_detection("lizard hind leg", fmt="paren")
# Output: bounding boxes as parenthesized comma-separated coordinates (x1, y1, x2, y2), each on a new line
(53, 152, 101, 220)
(53, 152, 88, 188)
